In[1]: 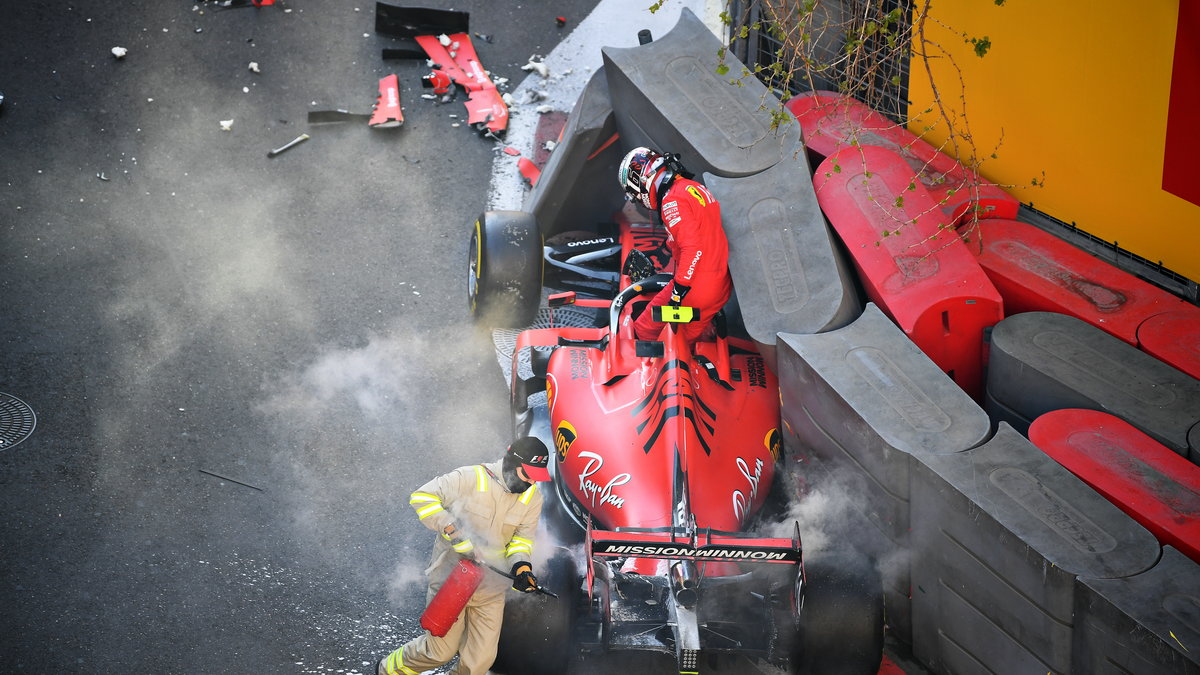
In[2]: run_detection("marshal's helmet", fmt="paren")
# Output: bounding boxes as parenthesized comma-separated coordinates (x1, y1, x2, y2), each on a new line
(618, 146, 667, 210)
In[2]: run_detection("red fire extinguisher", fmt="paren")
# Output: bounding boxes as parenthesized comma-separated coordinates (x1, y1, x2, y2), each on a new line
(420, 559, 484, 637)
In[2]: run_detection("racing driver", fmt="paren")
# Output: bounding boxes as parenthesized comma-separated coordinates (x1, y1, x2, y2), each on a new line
(618, 146, 733, 342)
(375, 437, 551, 675)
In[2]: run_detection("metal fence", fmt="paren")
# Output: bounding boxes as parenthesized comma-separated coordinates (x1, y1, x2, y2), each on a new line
(728, 0, 912, 123)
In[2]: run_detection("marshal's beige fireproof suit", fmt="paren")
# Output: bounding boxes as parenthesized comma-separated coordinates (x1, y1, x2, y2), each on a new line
(381, 461, 543, 675)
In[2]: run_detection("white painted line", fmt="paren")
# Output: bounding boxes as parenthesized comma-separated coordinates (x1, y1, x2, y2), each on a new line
(486, 0, 718, 212)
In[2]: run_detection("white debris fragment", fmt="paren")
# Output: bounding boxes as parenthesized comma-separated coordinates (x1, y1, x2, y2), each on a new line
(493, 76, 509, 87)
(544, 140, 558, 152)
(438, 34, 451, 47)
(248, 61, 260, 73)
(501, 92, 514, 106)
(521, 58, 550, 78)
(219, 119, 234, 131)
(536, 105, 553, 114)
(242, 86, 249, 93)
(421, 94, 438, 100)
(451, 123, 461, 128)
(111, 46, 128, 59)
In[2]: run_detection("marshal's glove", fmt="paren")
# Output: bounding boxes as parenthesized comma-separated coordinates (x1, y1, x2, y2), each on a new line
(511, 562, 537, 593)
(669, 281, 691, 306)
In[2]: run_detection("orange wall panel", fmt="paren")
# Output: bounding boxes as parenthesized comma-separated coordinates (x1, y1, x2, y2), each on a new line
(906, 0, 1200, 280)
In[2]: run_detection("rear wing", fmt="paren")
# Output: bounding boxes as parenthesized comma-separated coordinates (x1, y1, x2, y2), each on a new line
(590, 527, 801, 564)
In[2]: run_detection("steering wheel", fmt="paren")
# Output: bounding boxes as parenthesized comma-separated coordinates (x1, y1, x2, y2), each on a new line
(609, 273, 672, 333)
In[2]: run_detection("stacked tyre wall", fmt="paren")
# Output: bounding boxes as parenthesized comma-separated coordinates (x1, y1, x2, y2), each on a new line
(774, 96, 1200, 675)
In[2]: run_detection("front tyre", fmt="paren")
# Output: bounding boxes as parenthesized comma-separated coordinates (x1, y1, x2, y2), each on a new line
(467, 211, 542, 328)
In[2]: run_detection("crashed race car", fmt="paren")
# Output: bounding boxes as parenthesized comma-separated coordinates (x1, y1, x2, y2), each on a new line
(469, 212, 881, 675)
(465, 9, 884, 675)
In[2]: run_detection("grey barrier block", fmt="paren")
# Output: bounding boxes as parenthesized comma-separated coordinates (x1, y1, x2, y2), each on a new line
(1191, 422, 1200, 465)
(601, 8, 799, 179)
(777, 303, 991, 643)
(526, 69, 625, 237)
(704, 159, 861, 351)
(987, 311, 1200, 455)
(910, 423, 1161, 675)
(1074, 546, 1200, 674)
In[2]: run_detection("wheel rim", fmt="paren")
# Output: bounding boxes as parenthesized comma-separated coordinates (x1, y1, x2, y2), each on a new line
(467, 220, 482, 311)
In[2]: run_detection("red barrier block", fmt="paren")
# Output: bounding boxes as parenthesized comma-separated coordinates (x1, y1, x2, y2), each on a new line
(787, 91, 1019, 226)
(814, 145, 1003, 400)
(968, 219, 1193, 345)
(1137, 310, 1200, 380)
(1029, 409, 1200, 563)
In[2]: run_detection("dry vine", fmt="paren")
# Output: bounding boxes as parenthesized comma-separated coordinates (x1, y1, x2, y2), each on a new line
(652, 0, 1040, 253)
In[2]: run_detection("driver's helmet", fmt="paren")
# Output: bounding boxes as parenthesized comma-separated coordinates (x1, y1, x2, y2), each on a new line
(618, 146, 666, 210)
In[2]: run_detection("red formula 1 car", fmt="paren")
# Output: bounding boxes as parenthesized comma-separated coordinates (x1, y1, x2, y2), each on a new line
(467, 207, 883, 675)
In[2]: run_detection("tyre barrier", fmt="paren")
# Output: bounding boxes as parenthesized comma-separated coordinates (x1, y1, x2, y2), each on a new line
(705, 160, 861, 362)
(910, 423, 1161, 675)
(968, 218, 1191, 346)
(1137, 309, 1200, 382)
(1073, 546, 1200, 674)
(786, 90, 1019, 226)
(777, 303, 992, 644)
(986, 311, 1200, 459)
(600, 8, 796, 179)
(1029, 409, 1200, 563)
(525, 69, 624, 240)
(813, 145, 1004, 401)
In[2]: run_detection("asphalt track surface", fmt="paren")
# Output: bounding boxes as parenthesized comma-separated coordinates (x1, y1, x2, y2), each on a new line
(0, 2, 921, 673)
(0, 1, 608, 673)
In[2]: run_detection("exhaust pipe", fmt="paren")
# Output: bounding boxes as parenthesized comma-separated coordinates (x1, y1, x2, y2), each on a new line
(671, 560, 699, 608)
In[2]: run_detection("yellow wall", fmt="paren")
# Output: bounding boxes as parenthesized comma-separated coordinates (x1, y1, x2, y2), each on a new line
(906, 0, 1200, 280)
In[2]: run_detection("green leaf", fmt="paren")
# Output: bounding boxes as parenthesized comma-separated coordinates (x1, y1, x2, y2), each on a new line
(970, 36, 992, 58)
(716, 63, 730, 76)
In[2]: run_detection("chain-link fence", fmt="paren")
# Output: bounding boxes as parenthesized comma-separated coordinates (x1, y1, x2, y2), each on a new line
(728, 0, 912, 123)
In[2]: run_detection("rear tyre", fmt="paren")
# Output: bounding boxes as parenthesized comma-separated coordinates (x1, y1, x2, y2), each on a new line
(467, 210, 542, 328)
(491, 549, 578, 675)
(794, 552, 884, 675)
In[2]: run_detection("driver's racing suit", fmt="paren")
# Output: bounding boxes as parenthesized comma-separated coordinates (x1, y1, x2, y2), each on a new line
(380, 462, 542, 675)
(632, 177, 733, 342)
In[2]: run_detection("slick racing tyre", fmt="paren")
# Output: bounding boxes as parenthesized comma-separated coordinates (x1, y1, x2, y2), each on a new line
(492, 549, 577, 675)
(467, 210, 542, 328)
(794, 552, 884, 675)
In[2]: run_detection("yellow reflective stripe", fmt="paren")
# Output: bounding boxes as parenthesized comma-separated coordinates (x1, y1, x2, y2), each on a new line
(385, 649, 419, 675)
(506, 536, 533, 557)
(520, 484, 537, 504)
(409, 492, 440, 504)
(475, 465, 488, 492)
(452, 539, 474, 553)
(415, 503, 444, 520)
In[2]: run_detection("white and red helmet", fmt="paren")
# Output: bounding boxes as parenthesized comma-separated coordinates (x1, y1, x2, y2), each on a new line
(618, 146, 667, 210)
